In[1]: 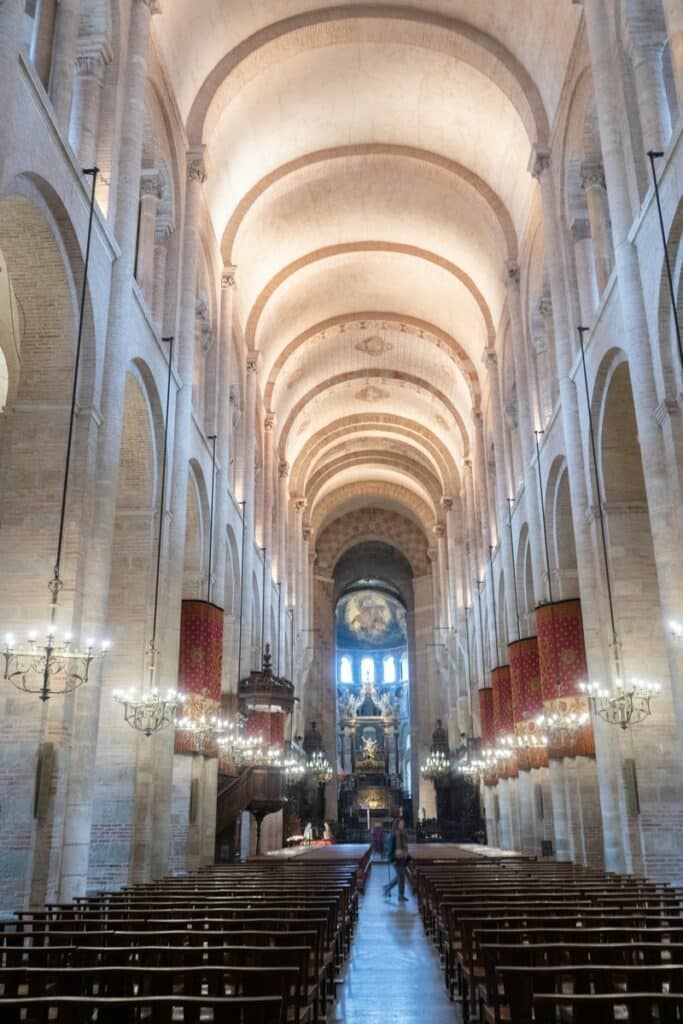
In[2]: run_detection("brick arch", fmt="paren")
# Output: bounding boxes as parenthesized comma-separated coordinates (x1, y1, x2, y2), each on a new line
(222, 144, 517, 262)
(187, 7, 548, 146)
(312, 482, 435, 535)
(265, 312, 481, 410)
(247, 241, 494, 353)
(315, 507, 429, 578)
(306, 450, 442, 511)
(279, 368, 468, 456)
(289, 413, 460, 495)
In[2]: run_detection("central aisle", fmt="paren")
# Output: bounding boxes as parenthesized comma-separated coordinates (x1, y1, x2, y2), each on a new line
(330, 862, 457, 1023)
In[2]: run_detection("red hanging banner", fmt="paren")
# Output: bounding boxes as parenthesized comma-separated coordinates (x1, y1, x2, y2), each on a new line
(491, 665, 514, 741)
(509, 636, 548, 770)
(479, 687, 495, 749)
(175, 599, 224, 756)
(536, 599, 595, 759)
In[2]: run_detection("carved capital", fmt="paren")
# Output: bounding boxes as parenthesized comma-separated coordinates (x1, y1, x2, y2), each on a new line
(441, 496, 453, 513)
(264, 412, 276, 432)
(482, 347, 498, 371)
(246, 351, 260, 374)
(278, 460, 290, 478)
(538, 294, 553, 319)
(302, 526, 312, 542)
(529, 144, 551, 180)
(221, 265, 237, 290)
(140, 170, 163, 200)
(503, 260, 521, 288)
(187, 147, 207, 184)
(580, 161, 606, 192)
(433, 524, 445, 539)
(294, 498, 306, 513)
(136, 0, 161, 14)
(74, 40, 113, 78)
(570, 217, 591, 242)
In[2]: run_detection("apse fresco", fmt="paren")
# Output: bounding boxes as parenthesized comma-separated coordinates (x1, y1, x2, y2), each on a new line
(336, 589, 407, 650)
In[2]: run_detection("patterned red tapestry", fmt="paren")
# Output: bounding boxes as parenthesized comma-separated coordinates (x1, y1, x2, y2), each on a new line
(509, 636, 548, 771)
(479, 687, 495, 748)
(537, 599, 595, 759)
(175, 600, 224, 756)
(245, 710, 285, 748)
(491, 665, 514, 741)
(509, 636, 543, 724)
(536, 599, 588, 701)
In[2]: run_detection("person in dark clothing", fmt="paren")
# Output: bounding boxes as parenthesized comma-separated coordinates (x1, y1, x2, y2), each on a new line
(383, 817, 409, 902)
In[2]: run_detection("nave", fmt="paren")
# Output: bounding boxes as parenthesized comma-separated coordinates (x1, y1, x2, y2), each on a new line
(1, 842, 683, 1022)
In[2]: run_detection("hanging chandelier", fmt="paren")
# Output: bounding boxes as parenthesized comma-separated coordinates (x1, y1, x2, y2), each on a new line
(3, 624, 108, 701)
(307, 749, 334, 784)
(420, 749, 450, 780)
(115, 336, 183, 736)
(534, 708, 588, 749)
(579, 680, 660, 730)
(3, 169, 109, 702)
(178, 703, 237, 754)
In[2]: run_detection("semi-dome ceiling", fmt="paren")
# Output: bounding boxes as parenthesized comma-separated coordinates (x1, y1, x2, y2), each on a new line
(154, 1, 582, 533)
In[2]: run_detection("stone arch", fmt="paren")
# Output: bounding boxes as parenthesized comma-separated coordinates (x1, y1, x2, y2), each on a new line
(312, 481, 435, 535)
(223, 144, 517, 263)
(545, 455, 579, 602)
(316, 507, 429, 578)
(247, 241, 495, 355)
(0, 184, 97, 622)
(266, 311, 481, 410)
(90, 368, 158, 890)
(290, 414, 460, 497)
(187, 7, 549, 147)
(278, 367, 468, 457)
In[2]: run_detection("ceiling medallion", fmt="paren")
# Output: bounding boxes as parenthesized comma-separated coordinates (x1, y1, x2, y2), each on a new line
(355, 384, 389, 403)
(355, 335, 393, 356)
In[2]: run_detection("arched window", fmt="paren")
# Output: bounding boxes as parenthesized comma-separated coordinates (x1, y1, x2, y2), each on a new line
(400, 653, 409, 681)
(360, 656, 375, 684)
(383, 655, 396, 683)
(339, 655, 353, 684)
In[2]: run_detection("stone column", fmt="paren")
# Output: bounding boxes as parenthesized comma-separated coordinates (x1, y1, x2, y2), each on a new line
(149, 147, 206, 882)
(442, 498, 460, 629)
(580, 161, 614, 293)
(537, 294, 558, 414)
(30, 0, 58, 89)
(239, 353, 259, 677)
(0, 0, 25, 185)
(210, 266, 235, 612)
(483, 349, 519, 646)
(302, 526, 311, 632)
(151, 225, 173, 331)
(503, 262, 546, 602)
(68, 42, 112, 168)
(58, 0, 161, 903)
(294, 500, 305, 637)
(277, 460, 289, 671)
(662, 0, 683, 115)
(433, 524, 450, 629)
(261, 413, 275, 649)
(471, 410, 491, 561)
(49, 0, 83, 133)
(136, 170, 162, 306)
(529, 142, 626, 872)
(570, 217, 599, 322)
(582, 0, 683, 836)
(625, 5, 672, 153)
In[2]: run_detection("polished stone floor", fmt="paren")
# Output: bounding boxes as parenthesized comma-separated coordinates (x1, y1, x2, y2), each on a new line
(329, 862, 457, 1023)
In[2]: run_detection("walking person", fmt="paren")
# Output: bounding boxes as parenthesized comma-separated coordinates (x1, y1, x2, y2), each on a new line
(383, 817, 410, 902)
